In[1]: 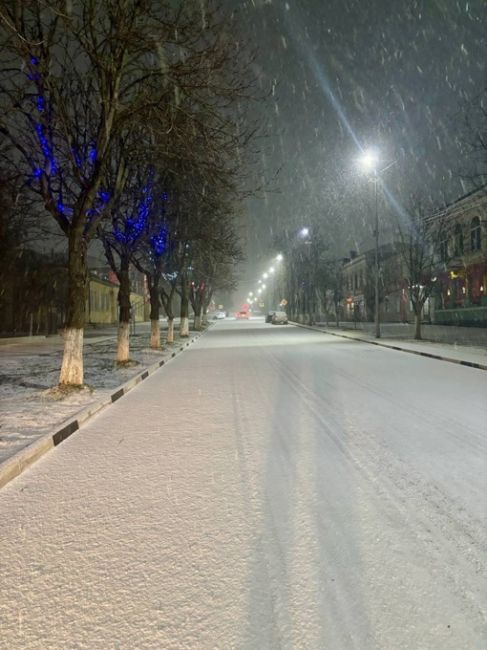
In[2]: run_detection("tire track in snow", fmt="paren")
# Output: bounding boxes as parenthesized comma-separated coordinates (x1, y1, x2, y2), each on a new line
(264, 345, 487, 642)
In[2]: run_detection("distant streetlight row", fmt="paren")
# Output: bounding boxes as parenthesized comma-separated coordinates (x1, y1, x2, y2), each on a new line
(246, 233, 310, 306)
(246, 147, 395, 326)
(246, 254, 283, 305)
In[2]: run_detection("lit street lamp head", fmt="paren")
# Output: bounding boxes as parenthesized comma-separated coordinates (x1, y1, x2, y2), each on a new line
(299, 227, 309, 238)
(359, 148, 379, 171)
(276, 254, 283, 261)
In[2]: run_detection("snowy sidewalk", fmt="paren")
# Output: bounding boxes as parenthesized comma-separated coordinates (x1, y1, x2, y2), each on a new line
(293, 322, 487, 371)
(0, 324, 192, 466)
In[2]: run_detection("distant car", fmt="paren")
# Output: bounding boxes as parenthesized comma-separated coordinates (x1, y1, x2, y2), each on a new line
(236, 310, 250, 320)
(213, 311, 226, 320)
(271, 311, 288, 325)
(265, 311, 276, 323)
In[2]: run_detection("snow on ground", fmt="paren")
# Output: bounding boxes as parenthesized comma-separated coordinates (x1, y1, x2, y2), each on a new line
(0, 326, 188, 464)
(1, 319, 486, 649)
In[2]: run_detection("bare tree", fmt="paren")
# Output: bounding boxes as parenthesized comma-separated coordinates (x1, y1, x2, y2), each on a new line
(99, 158, 160, 362)
(0, 0, 255, 385)
(396, 200, 446, 340)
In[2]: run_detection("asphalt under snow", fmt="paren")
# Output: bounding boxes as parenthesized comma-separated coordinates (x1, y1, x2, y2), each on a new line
(1, 319, 486, 649)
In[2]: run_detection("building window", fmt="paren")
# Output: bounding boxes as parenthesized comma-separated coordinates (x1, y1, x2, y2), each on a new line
(453, 223, 464, 256)
(470, 217, 481, 252)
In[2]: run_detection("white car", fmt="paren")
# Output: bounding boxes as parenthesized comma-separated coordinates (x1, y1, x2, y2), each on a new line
(271, 311, 288, 325)
(213, 311, 226, 320)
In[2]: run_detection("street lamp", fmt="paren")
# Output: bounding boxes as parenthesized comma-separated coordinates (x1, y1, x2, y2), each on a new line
(276, 253, 283, 262)
(359, 148, 379, 171)
(269, 266, 275, 274)
(358, 148, 396, 339)
(263, 272, 268, 279)
(299, 227, 309, 238)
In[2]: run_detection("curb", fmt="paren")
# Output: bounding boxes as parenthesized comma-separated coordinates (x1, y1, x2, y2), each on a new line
(0, 333, 204, 491)
(291, 322, 487, 372)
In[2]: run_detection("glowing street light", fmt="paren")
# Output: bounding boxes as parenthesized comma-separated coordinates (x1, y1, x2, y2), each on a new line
(263, 272, 268, 279)
(262, 284, 267, 290)
(276, 253, 283, 261)
(299, 227, 309, 238)
(358, 148, 379, 171)
(269, 266, 275, 274)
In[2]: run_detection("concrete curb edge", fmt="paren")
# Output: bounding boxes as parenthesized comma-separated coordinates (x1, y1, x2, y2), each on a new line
(291, 322, 487, 372)
(0, 332, 204, 491)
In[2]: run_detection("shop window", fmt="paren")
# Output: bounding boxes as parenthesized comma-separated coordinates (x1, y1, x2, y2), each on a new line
(470, 217, 481, 252)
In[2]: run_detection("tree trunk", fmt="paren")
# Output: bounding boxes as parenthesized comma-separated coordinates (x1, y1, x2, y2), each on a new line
(180, 280, 190, 337)
(180, 316, 189, 337)
(414, 310, 422, 340)
(202, 291, 212, 326)
(150, 319, 160, 348)
(167, 317, 175, 344)
(149, 280, 161, 349)
(193, 299, 202, 330)
(117, 258, 131, 363)
(59, 232, 87, 386)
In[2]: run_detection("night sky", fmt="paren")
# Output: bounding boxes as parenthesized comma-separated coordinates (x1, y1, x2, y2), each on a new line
(227, 0, 486, 285)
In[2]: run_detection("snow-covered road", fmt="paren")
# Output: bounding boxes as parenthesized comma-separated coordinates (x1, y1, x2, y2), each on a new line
(1, 319, 486, 649)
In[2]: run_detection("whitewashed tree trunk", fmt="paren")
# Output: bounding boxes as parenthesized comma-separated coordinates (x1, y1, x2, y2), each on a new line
(414, 310, 422, 340)
(193, 314, 201, 330)
(117, 322, 130, 363)
(180, 316, 189, 337)
(59, 327, 84, 386)
(150, 319, 160, 348)
(167, 318, 174, 344)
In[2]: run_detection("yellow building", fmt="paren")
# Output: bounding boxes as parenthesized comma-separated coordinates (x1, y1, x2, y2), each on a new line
(86, 277, 148, 325)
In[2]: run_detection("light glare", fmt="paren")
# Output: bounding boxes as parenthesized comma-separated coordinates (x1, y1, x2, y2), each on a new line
(359, 148, 379, 170)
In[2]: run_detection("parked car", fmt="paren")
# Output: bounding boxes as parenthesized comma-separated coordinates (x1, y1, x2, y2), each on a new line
(265, 310, 276, 323)
(213, 311, 226, 320)
(236, 310, 250, 320)
(271, 311, 288, 325)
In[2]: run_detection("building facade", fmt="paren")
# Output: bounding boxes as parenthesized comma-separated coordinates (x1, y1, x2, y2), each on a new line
(431, 189, 487, 325)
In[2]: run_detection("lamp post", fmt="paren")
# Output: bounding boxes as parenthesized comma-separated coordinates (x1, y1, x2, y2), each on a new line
(373, 165, 380, 338)
(358, 150, 396, 339)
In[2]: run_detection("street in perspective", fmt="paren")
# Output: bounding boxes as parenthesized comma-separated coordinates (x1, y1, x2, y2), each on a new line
(1, 1, 487, 649)
(1, 318, 486, 649)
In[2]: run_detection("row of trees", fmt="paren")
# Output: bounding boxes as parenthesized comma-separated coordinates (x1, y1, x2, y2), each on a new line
(273, 197, 448, 341)
(0, 1, 257, 385)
